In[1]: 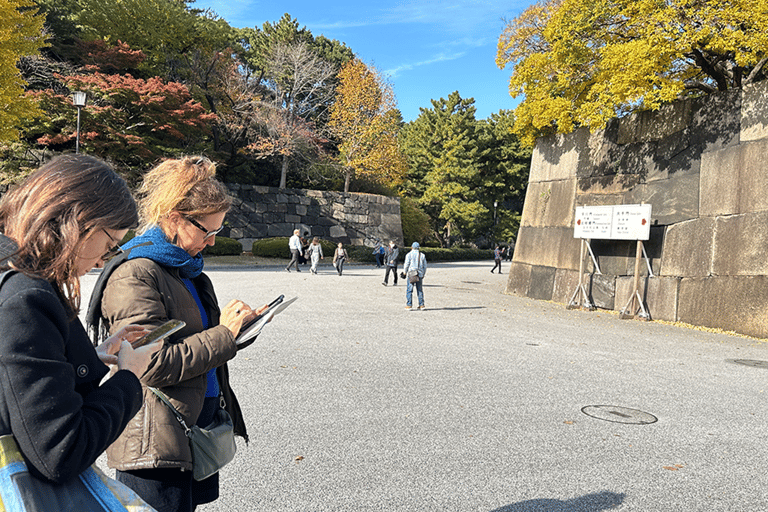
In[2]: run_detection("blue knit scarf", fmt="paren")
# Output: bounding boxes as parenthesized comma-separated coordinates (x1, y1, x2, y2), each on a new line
(122, 226, 204, 278)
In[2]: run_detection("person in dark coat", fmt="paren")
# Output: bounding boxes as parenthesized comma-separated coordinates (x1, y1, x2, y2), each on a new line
(0, 154, 158, 484)
(382, 241, 399, 286)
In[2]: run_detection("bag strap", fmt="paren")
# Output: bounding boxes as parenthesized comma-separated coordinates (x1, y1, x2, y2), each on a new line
(148, 387, 192, 437)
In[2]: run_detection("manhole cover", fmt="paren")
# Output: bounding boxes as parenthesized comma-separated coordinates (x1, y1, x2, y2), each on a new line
(727, 359, 768, 369)
(581, 405, 657, 425)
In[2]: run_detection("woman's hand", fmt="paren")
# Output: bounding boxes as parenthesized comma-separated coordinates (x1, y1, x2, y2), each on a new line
(117, 339, 162, 378)
(220, 299, 257, 337)
(97, 325, 151, 365)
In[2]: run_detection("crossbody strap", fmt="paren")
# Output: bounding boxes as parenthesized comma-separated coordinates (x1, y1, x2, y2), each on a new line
(148, 387, 192, 437)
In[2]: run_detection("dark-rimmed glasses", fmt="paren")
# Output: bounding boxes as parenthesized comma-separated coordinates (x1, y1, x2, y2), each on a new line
(184, 216, 224, 240)
(101, 229, 123, 261)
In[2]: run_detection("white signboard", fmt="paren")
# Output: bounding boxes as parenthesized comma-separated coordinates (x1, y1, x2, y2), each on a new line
(574, 204, 652, 240)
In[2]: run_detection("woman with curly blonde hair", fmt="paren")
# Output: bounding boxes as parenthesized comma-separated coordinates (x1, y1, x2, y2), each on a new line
(87, 156, 259, 512)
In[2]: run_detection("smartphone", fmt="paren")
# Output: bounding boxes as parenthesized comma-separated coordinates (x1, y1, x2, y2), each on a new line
(240, 295, 284, 333)
(266, 294, 285, 309)
(133, 319, 185, 348)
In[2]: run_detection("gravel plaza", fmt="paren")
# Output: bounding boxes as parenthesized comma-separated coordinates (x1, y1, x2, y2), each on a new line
(82, 259, 768, 511)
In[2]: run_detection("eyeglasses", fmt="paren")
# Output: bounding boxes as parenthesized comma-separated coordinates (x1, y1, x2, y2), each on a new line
(184, 216, 224, 240)
(101, 229, 123, 261)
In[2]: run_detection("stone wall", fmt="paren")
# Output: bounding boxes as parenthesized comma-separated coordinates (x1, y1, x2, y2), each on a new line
(506, 80, 768, 338)
(223, 184, 403, 251)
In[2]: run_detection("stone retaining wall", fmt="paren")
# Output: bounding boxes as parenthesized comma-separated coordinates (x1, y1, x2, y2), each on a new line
(506, 80, 768, 338)
(223, 184, 403, 251)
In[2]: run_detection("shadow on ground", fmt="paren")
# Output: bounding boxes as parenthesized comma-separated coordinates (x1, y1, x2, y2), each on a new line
(491, 491, 626, 511)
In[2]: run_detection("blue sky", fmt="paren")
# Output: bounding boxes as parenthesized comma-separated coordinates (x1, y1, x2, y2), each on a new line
(191, 0, 531, 122)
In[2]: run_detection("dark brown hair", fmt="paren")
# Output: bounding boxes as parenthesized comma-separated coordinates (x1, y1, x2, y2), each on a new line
(0, 154, 138, 312)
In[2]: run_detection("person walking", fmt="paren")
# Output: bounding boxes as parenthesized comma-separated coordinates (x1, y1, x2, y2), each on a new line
(333, 243, 348, 276)
(372, 239, 384, 268)
(506, 240, 515, 261)
(308, 237, 324, 274)
(382, 241, 399, 286)
(286, 229, 303, 272)
(491, 245, 505, 274)
(298, 231, 310, 266)
(86, 156, 260, 512)
(0, 155, 158, 496)
(402, 242, 427, 310)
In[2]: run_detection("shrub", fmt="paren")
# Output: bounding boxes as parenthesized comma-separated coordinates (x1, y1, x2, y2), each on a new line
(345, 245, 375, 262)
(251, 237, 290, 258)
(203, 236, 242, 256)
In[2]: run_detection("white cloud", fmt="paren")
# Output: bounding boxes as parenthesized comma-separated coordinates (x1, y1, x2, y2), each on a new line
(385, 51, 467, 78)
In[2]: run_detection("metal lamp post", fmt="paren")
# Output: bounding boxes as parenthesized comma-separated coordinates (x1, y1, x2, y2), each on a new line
(493, 201, 498, 245)
(72, 91, 87, 153)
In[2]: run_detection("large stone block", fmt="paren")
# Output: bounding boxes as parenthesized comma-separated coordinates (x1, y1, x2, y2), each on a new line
(700, 138, 768, 217)
(645, 276, 680, 322)
(520, 179, 577, 228)
(617, 276, 680, 321)
(687, 88, 741, 156)
(678, 276, 768, 338)
(588, 273, 615, 310)
(529, 265, 557, 301)
(552, 268, 582, 304)
(660, 218, 713, 277)
(614, 276, 638, 313)
(626, 171, 699, 226)
(713, 211, 768, 276)
(529, 129, 588, 182)
(329, 225, 348, 238)
(741, 80, 768, 142)
(512, 226, 582, 270)
(504, 262, 532, 297)
(267, 223, 294, 237)
(617, 100, 694, 145)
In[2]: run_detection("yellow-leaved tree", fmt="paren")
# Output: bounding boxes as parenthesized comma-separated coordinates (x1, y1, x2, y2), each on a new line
(0, 0, 46, 145)
(328, 59, 406, 193)
(497, 0, 768, 146)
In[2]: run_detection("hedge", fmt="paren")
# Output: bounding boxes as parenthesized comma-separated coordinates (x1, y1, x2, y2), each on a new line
(202, 236, 243, 256)
(252, 237, 339, 258)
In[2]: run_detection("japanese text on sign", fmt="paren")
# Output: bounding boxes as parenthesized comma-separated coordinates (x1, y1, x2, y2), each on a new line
(574, 204, 652, 240)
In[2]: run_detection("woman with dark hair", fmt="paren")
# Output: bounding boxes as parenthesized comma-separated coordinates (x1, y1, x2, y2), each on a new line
(87, 156, 259, 512)
(0, 154, 158, 485)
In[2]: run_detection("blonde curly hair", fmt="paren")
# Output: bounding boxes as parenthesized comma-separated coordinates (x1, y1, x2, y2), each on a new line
(137, 156, 231, 234)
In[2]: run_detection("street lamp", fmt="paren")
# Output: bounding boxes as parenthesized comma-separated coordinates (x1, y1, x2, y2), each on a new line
(493, 201, 498, 245)
(72, 91, 87, 153)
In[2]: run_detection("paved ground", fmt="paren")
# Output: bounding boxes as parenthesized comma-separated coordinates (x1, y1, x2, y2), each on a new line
(82, 259, 768, 511)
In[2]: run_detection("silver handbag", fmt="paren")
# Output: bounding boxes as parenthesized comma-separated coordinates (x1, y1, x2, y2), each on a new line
(149, 387, 236, 481)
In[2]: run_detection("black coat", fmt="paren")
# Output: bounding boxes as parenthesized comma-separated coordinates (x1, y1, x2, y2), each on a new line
(0, 268, 142, 483)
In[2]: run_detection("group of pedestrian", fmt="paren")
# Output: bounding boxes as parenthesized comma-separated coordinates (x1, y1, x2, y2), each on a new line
(286, 231, 348, 276)
(284, 234, 428, 309)
(0, 154, 264, 512)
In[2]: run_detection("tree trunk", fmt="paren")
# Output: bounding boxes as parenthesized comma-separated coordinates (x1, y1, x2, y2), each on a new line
(344, 169, 351, 193)
(280, 154, 288, 189)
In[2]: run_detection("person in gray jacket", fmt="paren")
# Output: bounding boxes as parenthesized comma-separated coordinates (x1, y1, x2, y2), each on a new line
(402, 242, 427, 310)
(382, 240, 399, 286)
